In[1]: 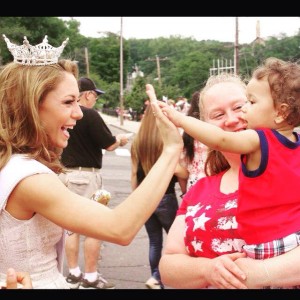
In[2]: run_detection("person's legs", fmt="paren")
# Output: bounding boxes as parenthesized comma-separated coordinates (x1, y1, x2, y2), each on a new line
(64, 232, 82, 289)
(65, 233, 81, 269)
(60, 170, 114, 288)
(84, 237, 101, 274)
(156, 193, 178, 234)
(145, 213, 163, 289)
(79, 237, 115, 289)
(146, 193, 179, 288)
(145, 214, 163, 282)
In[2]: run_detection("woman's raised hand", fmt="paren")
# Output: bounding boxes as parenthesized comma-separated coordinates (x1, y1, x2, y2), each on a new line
(145, 84, 183, 153)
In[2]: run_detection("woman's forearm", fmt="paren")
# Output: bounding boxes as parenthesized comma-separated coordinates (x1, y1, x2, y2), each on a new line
(159, 253, 210, 289)
(160, 252, 248, 289)
(113, 149, 181, 244)
(236, 246, 300, 288)
(264, 247, 300, 288)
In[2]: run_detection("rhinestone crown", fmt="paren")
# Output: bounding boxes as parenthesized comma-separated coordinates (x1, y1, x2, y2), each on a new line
(3, 34, 69, 66)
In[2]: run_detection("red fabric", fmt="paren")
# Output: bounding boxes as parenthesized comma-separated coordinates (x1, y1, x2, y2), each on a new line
(178, 172, 245, 258)
(238, 129, 300, 244)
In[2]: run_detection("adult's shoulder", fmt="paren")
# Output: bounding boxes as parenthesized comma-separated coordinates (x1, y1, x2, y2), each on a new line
(0, 154, 53, 209)
(80, 105, 100, 116)
(80, 105, 104, 121)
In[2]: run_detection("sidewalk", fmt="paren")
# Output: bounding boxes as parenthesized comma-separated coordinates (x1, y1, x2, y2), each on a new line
(100, 112, 140, 134)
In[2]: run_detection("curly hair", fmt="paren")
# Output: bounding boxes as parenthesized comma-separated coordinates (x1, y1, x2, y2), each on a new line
(252, 57, 300, 126)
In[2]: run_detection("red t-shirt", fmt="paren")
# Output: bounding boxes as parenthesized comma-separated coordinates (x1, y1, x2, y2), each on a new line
(177, 171, 245, 258)
(238, 128, 300, 244)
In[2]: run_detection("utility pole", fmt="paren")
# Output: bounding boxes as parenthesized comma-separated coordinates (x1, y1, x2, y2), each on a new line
(119, 17, 124, 126)
(84, 47, 90, 77)
(234, 17, 239, 75)
(145, 55, 168, 86)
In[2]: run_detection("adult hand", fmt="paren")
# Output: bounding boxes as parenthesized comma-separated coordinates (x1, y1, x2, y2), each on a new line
(205, 252, 248, 289)
(116, 133, 129, 147)
(5, 268, 32, 289)
(145, 84, 183, 153)
(146, 85, 185, 128)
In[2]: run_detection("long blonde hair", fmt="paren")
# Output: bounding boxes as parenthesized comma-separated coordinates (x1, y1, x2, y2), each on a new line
(131, 105, 163, 175)
(0, 59, 78, 173)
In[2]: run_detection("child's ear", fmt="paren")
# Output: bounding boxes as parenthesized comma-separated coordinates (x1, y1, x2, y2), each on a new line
(274, 103, 289, 124)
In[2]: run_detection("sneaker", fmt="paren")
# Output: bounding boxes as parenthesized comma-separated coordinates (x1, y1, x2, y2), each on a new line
(145, 277, 162, 289)
(65, 273, 83, 289)
(79, 274, 116, 289)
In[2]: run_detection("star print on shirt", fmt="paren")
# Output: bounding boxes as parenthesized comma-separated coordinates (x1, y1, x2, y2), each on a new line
(191, 237, 203, 253)
(217, 216, 238, 230)
(224, 199, 238, 210)
(193, 212, 211, 231)
(186, 203, 203, 217)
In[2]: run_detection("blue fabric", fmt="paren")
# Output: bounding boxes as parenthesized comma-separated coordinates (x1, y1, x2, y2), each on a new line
(144, 193, 178, 285)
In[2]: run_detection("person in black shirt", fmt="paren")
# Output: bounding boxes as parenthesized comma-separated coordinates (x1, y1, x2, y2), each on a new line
(60, 77, 128, 289)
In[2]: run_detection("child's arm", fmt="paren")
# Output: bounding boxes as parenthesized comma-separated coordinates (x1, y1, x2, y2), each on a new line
(159, 102, 260, 155)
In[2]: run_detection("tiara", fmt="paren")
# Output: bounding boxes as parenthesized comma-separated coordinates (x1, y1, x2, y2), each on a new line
(2, 34, 69, 66)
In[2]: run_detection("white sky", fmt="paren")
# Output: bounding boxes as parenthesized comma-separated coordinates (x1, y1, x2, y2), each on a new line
(63, 17, 300, 44)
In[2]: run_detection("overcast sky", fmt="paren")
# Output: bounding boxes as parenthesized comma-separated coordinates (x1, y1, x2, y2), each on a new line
(63, 17, 300, 44)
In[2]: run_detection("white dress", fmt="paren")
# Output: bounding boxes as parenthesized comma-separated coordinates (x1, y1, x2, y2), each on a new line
(0, 154, 69, 289)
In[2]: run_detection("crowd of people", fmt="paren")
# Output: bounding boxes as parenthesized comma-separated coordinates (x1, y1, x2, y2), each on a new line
(1, 33, 300, 290)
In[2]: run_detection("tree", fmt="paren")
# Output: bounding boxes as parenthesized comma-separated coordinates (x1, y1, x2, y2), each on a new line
(0, 17, 76, 65)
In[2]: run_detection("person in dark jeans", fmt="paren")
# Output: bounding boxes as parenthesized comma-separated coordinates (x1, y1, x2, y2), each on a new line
(144, 183, 178, 288)
(130, 105, 183, 289)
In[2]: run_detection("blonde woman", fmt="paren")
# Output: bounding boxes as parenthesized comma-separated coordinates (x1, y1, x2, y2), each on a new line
(131, 105, 184, 289)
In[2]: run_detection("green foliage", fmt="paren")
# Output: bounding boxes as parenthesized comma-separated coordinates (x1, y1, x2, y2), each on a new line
(87, 33, 129, 85)
(124, 76, 148, 111)
(0, 17, 299, 111)
(0, 17, 71, 64)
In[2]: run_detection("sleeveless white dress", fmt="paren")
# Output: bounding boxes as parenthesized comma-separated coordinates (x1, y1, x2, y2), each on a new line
(0, 154, 69, 289)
